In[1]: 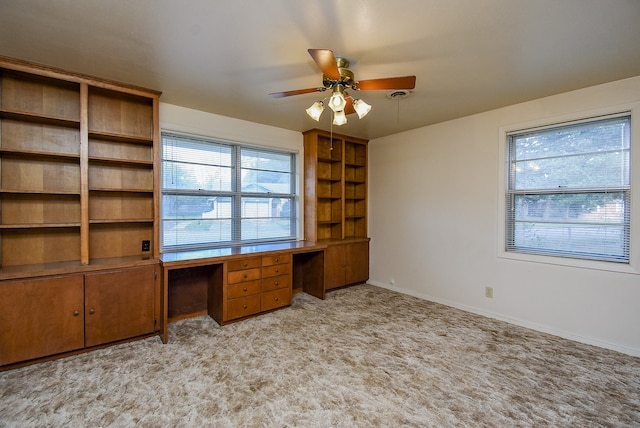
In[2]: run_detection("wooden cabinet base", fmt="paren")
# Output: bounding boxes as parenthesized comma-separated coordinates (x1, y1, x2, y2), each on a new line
(0, 275, 85, 366)
(0, 262, 160, 370)
(325, 240, 370, 290)
(208, 253, 293, 325)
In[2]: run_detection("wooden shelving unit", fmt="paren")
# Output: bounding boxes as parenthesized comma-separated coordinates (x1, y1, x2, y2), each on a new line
(0, 56, 161, 369)
(303, 128, 369, 241)
(303, 129, 370, 291)
(0, 57, 160, 269)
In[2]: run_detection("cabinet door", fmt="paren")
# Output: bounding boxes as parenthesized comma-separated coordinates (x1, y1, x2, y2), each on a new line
(324, 244, 346, 290)
(346, 241, 369, 285)
(0, 275, 84, 365)
(84, 265, 156, 347)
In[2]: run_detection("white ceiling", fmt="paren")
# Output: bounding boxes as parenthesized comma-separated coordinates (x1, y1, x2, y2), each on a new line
(1, 0, 640, 140)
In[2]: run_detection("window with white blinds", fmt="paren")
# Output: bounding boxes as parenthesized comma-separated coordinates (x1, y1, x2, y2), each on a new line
(506, 114, 631, 263)
(161, 132, 297, 251)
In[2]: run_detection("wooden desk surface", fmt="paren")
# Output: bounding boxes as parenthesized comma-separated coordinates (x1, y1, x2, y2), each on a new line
(159, 240, 329, 268)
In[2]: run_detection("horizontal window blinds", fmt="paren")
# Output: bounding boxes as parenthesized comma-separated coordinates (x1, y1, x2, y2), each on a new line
(161, 132, 297, 251)
(506, 114, 631, 262)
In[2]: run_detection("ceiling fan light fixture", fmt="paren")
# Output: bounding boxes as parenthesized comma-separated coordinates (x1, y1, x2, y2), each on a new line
(306, 101, 325, 121)
(352, 99, 372, 119)
(328, 86, 347, 112)
(333, 110, 347, 126)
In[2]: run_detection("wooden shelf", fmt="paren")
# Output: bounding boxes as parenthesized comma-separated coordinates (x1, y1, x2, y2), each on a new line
(0, 109, 80, 128)
(89, 219, 153, 224)
(88, 156, 153, 167)
(89, 187, 153, 193)
(0, 147, 80, 161)
(318, 156, 342, 163)
(0, 188, 81, 195)
(88, 130, 153, 145)
(0, 223, 81, 229)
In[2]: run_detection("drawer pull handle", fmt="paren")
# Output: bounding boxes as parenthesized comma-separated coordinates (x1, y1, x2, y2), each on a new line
(243, 262, 248, 267)
(274, 297, 279, 301)
(275, 268, 279, 273)
(243, 304, 248, 309)
(73, 310, 79, 317)
(243, 287, 248, 292)
(274, 281, 279, 286)
(274, 257, 279, 262)
(243, 274, 248, 279)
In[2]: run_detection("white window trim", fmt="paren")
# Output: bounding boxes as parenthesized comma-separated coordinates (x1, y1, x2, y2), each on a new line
(497, 103, 640, 275)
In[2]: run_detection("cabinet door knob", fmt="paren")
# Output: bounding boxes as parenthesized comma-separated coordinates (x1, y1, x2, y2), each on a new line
(89, 308, 95, 315)
(73, 310, 79, 317)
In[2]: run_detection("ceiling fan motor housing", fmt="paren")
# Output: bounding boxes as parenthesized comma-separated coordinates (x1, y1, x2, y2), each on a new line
(323, 57, 355, 89)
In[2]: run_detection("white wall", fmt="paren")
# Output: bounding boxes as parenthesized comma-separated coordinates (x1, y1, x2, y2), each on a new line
(368, 76, 640, 356)
(159, 103, 305, 239)
(160, 103, 302, 152)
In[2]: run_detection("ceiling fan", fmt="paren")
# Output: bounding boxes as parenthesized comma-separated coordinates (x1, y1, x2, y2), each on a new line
(269, 49, 416, 124)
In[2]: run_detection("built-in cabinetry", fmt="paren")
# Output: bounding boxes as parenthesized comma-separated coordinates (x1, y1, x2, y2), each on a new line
(303, 129, 368, 241)
(84, 265, 158, 347)
(0, 56, 161, 369)
(324, 240, 370, 290)
(0, 56, 160, 267)
(303, 128, 370, 290)
(209, 253, 292, 325)
(0, 264, 158, 366)
(161, 241, 326, 343)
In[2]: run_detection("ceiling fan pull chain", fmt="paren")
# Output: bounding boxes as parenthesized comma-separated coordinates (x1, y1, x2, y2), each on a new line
(330, 111, 334, 150)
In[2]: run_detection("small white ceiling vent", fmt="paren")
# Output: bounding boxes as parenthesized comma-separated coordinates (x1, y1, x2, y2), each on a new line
(386, 90, 411, 99)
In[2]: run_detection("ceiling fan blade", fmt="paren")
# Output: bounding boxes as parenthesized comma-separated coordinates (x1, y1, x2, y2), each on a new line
(269, 87, 324, 98)
(356, 76, 416, 91)
(344, 96, 356, 115)
(308, 49, 341, 80)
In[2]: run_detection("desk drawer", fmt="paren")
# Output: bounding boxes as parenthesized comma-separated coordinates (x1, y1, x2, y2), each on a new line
(262, 254, 291, 267)
(261, 274, 290, 292)
(227, 257, 261, 272)
(262, 263, 291, 278)
(227, 267, 261, 284)
(227, 295, 261, 320)
(227, 280, 261, 299)
(261, 288, 290, 312)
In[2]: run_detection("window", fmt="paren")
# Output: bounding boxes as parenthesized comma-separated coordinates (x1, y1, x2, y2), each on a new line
(161, 132, 297, 251)
(505, 114, 631, 263)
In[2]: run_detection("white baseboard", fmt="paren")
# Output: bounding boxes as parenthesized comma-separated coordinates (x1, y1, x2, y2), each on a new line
(366, 280, 640, 358)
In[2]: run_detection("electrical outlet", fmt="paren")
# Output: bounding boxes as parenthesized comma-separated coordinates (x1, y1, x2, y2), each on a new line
(485, 286, 494, 298)
(141, 240, 150, 252)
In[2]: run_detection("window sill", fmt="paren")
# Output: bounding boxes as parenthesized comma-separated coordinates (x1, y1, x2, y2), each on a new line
(497, 250, 639, 275)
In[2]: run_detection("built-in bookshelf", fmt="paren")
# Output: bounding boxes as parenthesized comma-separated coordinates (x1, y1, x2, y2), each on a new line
(303, 129, 368, 241)
(0, 57, 160, 268)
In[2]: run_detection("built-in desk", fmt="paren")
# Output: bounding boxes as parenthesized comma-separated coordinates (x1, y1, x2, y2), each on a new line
(159, 241, 330, 343)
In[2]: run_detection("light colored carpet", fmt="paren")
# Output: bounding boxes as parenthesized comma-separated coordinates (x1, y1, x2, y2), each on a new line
(1, 284, 639, 427)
